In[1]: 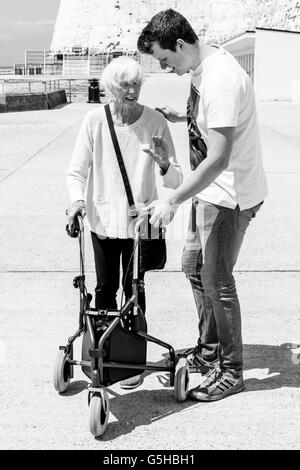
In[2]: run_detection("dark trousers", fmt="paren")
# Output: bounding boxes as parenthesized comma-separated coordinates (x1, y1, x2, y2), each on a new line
(91, 232, 145, 313)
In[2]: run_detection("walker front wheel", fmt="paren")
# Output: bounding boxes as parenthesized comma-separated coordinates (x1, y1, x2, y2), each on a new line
(174, 357, 189, 402)
(89, 388, 110, 437)
(53, 349, 71, 393)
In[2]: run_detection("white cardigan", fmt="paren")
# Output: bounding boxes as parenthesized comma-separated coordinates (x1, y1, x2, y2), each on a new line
(66, 105, 183, 238)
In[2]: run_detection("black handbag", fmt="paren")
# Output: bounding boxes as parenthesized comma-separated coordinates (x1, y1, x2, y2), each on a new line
(104, 104, 167, 273)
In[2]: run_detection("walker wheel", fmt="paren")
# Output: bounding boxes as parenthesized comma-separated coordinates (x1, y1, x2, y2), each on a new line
(88, 388, 110, 437)
(174, 357, 189, 402)
(53, 349, 71, 393)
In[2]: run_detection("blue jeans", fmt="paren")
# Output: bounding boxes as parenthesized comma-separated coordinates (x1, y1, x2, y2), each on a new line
(181, 199, 263, 376)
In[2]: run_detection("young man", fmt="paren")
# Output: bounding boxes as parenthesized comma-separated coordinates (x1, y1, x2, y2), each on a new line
(137, 9, 268, 401)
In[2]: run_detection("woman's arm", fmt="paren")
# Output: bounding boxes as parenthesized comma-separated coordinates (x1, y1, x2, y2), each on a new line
(160, 123, 183, 189)
(66, 114, 93, 204)
(143, 120, 183, 189)
(66, 114, 93, 225)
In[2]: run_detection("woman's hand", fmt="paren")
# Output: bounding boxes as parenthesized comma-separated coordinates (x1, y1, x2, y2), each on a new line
(66, 200, 86, 228)
(155, 106, 187, 123)
(143, 136, 170, 173)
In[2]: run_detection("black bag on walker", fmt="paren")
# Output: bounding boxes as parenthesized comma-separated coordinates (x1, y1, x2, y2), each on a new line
(138, 215, 166, 272)
(81, 308, 147, 386)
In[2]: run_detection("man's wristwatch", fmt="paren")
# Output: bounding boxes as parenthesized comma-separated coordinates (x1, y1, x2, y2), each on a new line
(168, 199, 179, 211)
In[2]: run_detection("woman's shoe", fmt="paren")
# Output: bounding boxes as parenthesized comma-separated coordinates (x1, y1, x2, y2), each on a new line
(120, 374, 144, 390)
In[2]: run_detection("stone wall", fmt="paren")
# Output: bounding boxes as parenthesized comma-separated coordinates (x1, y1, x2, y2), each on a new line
(47, 89, 67, 109)
(0, 89, 67, 113)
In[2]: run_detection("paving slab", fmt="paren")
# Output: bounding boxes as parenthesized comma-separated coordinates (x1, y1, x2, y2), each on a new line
(1, 271, 299, 449)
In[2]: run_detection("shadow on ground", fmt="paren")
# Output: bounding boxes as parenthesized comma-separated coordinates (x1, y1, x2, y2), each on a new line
(61, 342, 300, 440)
(62, 380, 89, 396)
(100, 388, 195, 441)
(51, 102, 70, 110)
(243, 343, 300, 391)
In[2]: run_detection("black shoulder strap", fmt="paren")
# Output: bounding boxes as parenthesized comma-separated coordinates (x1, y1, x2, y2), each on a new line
(104, 104, 138, 217)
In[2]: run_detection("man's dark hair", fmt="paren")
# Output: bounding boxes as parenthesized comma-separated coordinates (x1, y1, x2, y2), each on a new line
(137, 9, 198, 54)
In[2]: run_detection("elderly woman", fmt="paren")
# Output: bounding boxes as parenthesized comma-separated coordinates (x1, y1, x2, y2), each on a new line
(66, 57, 182, 387)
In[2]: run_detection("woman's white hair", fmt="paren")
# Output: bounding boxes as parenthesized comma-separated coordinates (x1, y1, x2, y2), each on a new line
(101, 56, 145, 98)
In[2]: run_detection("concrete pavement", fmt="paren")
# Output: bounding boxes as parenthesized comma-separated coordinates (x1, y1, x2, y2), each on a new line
(0, 74, 300, 449)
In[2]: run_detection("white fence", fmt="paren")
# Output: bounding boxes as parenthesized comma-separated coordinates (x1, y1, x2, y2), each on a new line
(20, 49, 255, 79)
(21, 50, 167, 76)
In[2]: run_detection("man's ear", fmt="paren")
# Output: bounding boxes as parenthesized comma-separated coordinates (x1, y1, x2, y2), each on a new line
(176, 39, 186, 51)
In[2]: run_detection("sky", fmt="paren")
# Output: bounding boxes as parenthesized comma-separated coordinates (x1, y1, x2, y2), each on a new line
(0, 0, 60, 66)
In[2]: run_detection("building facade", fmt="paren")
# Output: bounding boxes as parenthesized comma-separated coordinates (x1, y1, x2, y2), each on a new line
(222, 28, 300, 101)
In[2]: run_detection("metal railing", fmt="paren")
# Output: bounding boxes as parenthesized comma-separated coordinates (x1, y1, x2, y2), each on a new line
(19, 50, 167, 77)
(0, 78, 106, 103)
(1, 79, 64, 95)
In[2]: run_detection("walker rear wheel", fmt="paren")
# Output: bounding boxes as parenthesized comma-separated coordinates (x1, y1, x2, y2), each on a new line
(89, 388, 110, 437)
(174, 357, 189, 402)
(53, 349, 71, 393)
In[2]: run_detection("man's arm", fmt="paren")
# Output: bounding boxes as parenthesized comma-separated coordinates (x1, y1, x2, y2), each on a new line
(155, 106, 187, 123)
(147, 127, 235, 227)
(169, 127, 234, 204)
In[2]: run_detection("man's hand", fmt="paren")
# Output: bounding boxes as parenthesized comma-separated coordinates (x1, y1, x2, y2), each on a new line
(155, 106, 187, 123)
(142, 136, 170, 173)
(145, 200, 179, 228)
(66, 200, 86, 228)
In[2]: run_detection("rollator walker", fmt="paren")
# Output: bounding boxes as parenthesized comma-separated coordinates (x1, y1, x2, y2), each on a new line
(53, 212, 189, 437)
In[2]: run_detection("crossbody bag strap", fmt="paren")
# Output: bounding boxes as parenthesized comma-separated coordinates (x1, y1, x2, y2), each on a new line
(104, 104, 138, 218)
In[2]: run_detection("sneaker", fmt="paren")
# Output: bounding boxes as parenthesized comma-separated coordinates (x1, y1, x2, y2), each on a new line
(197, 365, 221, 388)
(185, 349, 213, 374)
(189, 369, 245, 402)
(120, 374, 143, 390)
